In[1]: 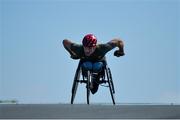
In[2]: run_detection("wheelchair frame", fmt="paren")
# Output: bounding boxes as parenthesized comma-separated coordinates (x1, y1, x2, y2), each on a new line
(70, 59, 115, 105)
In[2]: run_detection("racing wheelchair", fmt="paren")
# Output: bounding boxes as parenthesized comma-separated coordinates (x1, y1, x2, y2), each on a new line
(70, 58, 115, 105)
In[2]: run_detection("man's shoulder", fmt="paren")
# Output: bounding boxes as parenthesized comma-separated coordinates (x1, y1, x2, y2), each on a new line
(96, 43, 111, 49)
(96, 43, 115, 54)
(71, 43, 83, 49)
(70, 43, 84, 57)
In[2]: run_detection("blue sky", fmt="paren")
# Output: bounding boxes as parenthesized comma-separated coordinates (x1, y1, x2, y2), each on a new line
(0, 0, 179, 104)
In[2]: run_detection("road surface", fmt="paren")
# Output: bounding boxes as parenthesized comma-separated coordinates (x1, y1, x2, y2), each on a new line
(0, 104, 180, 119)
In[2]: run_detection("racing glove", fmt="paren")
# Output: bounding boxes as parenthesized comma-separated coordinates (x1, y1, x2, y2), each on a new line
(114, 50, 125, 57)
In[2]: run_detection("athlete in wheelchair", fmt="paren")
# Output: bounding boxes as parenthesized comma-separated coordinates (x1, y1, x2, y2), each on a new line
(62, 34, 125, 104)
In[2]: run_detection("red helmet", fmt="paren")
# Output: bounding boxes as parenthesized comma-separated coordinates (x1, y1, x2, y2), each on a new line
(82, 34, 97, 47)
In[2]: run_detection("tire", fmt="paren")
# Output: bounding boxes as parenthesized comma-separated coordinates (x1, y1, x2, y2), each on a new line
(106, 67, 115, 105)
(71, 68, 81, 104)
(108, 68, 115, 94)
(86, 71, 91, 104)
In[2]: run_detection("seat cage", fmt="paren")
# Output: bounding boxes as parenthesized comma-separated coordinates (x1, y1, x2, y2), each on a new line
(76, 59, 110, 85)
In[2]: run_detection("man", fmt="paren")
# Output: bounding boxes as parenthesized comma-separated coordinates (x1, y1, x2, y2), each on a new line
(63, 34, 125, 94)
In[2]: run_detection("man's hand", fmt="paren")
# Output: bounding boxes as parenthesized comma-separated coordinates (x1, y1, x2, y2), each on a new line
(70, 55, 79, 59)
(114, 50, 125, 57)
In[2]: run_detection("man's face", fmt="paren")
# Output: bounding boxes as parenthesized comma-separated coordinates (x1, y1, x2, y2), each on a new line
(83, 46, 96, 56)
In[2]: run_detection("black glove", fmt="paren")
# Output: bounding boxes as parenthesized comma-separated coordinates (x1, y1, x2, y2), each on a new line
(114, 50, 125, 57)
(71, 55, 79, 59)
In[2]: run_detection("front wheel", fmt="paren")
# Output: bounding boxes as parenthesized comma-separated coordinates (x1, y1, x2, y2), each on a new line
(86, 71, 91, 104)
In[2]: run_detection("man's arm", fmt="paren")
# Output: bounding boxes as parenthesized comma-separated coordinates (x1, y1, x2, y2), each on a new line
(63, 39, 72, 51)
(62, 39, 79, 59)
(107, 38, 125, 57)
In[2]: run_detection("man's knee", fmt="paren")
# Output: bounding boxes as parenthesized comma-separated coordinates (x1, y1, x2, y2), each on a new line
(93, 62, 103, 73)
(81, 61, 93, 71)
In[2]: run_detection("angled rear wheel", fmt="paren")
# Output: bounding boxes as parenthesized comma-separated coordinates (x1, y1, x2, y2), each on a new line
(106, 67, 115, 105)
(71, 68, 81, 104)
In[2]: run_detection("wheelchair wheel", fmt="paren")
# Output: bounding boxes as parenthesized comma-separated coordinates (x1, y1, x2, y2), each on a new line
(106, 67, 115, 105)
(71, 67, 81, 104)
(86, 71, 91, 104)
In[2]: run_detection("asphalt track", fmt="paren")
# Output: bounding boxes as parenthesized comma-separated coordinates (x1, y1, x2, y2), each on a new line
(0, 104, 180, 119)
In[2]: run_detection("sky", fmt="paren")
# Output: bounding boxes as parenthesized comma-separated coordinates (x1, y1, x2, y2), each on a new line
(0, 0, 180, 104)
